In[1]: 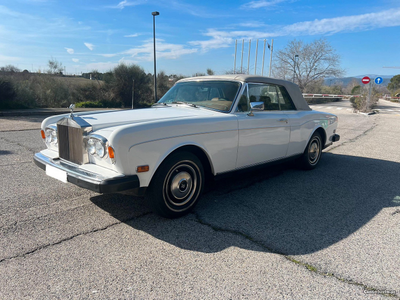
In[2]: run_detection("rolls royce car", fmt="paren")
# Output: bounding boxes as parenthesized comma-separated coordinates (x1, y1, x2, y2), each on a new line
(34, 75, 340, 218)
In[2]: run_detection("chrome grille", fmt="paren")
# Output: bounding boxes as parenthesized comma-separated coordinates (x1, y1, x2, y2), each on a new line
(57, 123, 84, 164)
(57, 116, 92, 165)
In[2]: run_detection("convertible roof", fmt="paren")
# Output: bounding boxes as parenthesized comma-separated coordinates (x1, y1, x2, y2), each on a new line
(178, 75, 311, 111)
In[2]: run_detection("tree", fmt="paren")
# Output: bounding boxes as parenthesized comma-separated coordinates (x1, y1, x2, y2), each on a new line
(47, 58, 64, 75)
(388, 74, 400, 92)
(157, 71, 171, 99)
(110, 63, 152, 107)
(274, 39, 344, 92)
(0, 65, 20, 73)
(206, 68, 215, 76)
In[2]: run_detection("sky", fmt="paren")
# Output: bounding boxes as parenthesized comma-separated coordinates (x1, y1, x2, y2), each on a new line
(0, 0, 400, 77)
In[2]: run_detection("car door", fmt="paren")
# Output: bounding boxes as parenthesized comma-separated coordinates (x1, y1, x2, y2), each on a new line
(236, 83, 291, 169)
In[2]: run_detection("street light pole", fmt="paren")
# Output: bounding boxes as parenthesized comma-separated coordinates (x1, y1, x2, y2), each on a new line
(152, 11, 159, 102)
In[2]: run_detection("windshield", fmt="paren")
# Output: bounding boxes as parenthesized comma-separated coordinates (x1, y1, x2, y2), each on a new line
(158, 81, 241, 112)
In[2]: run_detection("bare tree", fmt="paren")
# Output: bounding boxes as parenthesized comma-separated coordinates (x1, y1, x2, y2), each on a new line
(274, 39, 344, 92)
(47, 58, 64, 75)
(0, 65, 21, 73)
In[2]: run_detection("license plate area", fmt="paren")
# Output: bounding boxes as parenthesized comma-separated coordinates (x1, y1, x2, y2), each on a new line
(46, 165, 68, 183)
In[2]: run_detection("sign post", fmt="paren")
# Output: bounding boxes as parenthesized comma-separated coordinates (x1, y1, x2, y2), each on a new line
(362, 76, 371, 110)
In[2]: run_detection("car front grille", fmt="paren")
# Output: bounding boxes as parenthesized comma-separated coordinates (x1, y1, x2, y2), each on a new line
(57, 116, 92, 165)
(57, 123, 84, 164)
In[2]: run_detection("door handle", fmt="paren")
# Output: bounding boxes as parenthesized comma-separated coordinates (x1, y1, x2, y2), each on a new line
(279, 118, 288, 123)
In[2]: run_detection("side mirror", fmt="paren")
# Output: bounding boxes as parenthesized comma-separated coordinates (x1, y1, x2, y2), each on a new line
(248, 101, 264, 116)
(250, 102, 264, 111)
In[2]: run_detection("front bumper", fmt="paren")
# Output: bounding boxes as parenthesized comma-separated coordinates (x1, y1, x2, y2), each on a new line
(34, 152, 139, 193)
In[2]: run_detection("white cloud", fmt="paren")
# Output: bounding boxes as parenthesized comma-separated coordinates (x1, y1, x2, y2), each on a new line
(124, 33, 139, 38)
(191, 8, 400, 51)
(108, 0, 146, 9)
(0, 54, 20, 62)
(282, 8, 400, 36)
(84, 42, 94, 51)
(122, 39, 197, 61)
(100, 54, 118, 57)
(239, 21, 266, 28)
(65, 47, 74, 54)
(72, 58, 79, 63)
(241, 0, 286, 9)
(189, 29, 234, 52)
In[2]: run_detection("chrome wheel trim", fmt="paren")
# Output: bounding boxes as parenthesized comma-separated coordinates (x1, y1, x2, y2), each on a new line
(163, 161, 201, 211)
(308, 136, 321, 165)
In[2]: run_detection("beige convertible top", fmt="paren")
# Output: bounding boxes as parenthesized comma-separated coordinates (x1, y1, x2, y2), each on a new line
(178, 74, 311, 111)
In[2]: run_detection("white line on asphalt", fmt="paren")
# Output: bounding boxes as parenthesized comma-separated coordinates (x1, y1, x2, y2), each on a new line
(326, 107, 333, 109)
(336, 108, 343, 110)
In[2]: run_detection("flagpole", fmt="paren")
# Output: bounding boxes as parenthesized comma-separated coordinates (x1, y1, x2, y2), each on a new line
(268, 39, 274, 77)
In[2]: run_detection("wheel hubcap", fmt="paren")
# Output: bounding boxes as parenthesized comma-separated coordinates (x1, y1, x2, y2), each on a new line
(170, 171, 193, 200)
(308, 138, 320, 164)
(164, 163, 198, 207)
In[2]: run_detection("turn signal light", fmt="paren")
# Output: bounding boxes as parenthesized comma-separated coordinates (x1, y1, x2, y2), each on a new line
(108, 146, 115, 159)
(137, 165, 149, 173)
(41, 130, 45, 139)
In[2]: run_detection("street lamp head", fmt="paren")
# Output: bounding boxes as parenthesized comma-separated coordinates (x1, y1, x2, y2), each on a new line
(295, 54, 299, 58)
(152, 11, 160, 16)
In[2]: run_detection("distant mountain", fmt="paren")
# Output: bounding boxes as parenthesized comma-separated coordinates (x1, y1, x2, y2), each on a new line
(325, 75, 395, 87)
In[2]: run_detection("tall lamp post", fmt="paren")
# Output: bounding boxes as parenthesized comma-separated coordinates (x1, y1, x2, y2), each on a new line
(293, 54, 299, 83)
(152, 11, 159, 102)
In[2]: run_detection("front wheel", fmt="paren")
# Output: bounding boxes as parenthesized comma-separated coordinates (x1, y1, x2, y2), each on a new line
(145, 151, 204, 218)
(298, 131, 322, 170)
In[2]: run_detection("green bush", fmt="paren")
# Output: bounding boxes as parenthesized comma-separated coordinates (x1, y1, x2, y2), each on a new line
(75, 101, 103, 108)
(0, 78, 16, 109)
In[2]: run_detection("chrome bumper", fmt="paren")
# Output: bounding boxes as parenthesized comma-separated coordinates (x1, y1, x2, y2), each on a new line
(33, 152, 139, 193)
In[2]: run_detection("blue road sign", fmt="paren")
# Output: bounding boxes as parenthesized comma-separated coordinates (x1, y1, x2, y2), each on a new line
(375, 77, 383, 84)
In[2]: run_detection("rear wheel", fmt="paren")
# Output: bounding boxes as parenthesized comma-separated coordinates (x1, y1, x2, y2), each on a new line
(145, 151, 204, 218)
(298, 131, 322, 170)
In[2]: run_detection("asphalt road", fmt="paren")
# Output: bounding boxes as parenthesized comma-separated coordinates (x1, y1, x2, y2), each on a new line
(0, 99, 399, 299)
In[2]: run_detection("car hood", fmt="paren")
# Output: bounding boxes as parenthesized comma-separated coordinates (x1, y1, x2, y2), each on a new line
(77, 106, 219, 131)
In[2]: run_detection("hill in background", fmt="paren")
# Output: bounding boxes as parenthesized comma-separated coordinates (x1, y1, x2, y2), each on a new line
(325, 75, 394, 87)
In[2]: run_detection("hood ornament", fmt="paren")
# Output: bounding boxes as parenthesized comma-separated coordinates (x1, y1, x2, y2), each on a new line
(69, 104, 75, 119)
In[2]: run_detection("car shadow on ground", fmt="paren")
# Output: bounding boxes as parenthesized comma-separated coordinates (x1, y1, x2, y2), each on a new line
(90, 153, 400, 255)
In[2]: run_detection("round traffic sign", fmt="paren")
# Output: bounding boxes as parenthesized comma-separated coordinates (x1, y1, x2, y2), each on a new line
(362, 76, 370, 84)
(375, 77, 383, 84)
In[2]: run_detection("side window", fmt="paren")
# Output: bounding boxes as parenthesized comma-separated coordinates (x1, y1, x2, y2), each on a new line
(237, 85, 249, 112)
(248, 84, 279, 111)
(277, 86, 296, 110)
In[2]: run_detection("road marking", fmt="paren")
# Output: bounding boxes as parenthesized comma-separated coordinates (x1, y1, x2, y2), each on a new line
(336, 108, 343, 110)
(326, 107, 333, 109)
(386, 109, 394, 111)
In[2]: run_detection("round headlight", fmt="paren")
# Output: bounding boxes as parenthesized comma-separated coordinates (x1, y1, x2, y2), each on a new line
(51, 130, 57, 144)
(87, 139, 96, 155)
(95, 140, 105, 158)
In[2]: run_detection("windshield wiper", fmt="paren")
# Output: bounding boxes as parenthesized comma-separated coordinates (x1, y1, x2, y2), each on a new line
(152, 102, 169, 107)
(171, 101, 197, 108)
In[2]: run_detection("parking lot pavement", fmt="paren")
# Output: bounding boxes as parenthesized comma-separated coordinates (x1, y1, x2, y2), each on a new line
(0, 109, 398, 299)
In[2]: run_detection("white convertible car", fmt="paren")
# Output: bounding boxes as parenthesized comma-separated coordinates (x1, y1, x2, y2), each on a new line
(34, 75, 340, 218)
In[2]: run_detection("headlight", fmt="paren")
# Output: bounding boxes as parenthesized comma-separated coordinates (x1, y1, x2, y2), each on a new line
(44, 126, 58, 148)
(86, 135, 107, 158)
(95, 140, 105, 158)
(87, 139, 96, 155)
